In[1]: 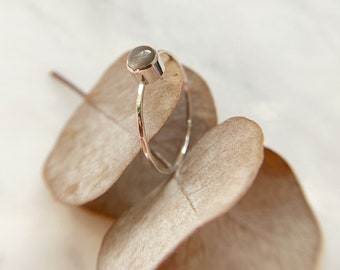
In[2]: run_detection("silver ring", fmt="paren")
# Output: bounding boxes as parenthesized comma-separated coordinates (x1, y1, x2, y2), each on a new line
(127, 45, 191, 174)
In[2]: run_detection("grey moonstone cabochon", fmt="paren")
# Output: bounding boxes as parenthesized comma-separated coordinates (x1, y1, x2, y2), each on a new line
(127, 45, 157, 71)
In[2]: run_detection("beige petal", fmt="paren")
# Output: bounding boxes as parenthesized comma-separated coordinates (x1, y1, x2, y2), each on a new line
(157, 148, 322, 270)
(97, 117, 264, 270)
(44, 52, 216, 205)
(85, 67, 217, 217)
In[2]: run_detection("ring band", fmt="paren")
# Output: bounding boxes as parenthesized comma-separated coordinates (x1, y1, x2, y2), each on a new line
(127, 45, 191, 174)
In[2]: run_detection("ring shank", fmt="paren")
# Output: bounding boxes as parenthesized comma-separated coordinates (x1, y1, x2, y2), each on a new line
(136, 50, 191, 174)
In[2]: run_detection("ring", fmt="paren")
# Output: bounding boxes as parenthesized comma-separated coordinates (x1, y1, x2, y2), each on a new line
(127, 45, 191, 174)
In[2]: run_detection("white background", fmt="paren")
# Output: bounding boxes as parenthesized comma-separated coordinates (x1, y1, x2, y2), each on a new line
(0, 0, 339, 269)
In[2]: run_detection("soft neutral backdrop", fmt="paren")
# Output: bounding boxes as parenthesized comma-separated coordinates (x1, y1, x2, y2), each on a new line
(1, 0, 339, 269)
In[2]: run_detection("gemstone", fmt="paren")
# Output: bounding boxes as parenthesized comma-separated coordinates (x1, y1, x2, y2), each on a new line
(127, 45, 157, 71)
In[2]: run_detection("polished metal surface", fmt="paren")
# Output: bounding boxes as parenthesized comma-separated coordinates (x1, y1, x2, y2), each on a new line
(127, 45, 165, 85)
(127, 46, 191, 174)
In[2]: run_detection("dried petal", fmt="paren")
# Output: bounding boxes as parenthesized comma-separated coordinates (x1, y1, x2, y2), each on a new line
(97, 117, 264, 270)
(157, 148, 322, 270)
(44, 52, 194, 204)
(85, 67, 217, 216)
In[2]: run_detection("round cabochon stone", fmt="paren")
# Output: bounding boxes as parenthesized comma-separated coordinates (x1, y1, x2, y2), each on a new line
(127, 45, 157, 71)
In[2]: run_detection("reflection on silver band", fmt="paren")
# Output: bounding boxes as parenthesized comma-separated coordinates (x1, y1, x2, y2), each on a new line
(127, 45, 191, 174)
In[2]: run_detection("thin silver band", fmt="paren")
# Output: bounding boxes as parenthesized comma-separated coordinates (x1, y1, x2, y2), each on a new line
(135, 50, 191, 174)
